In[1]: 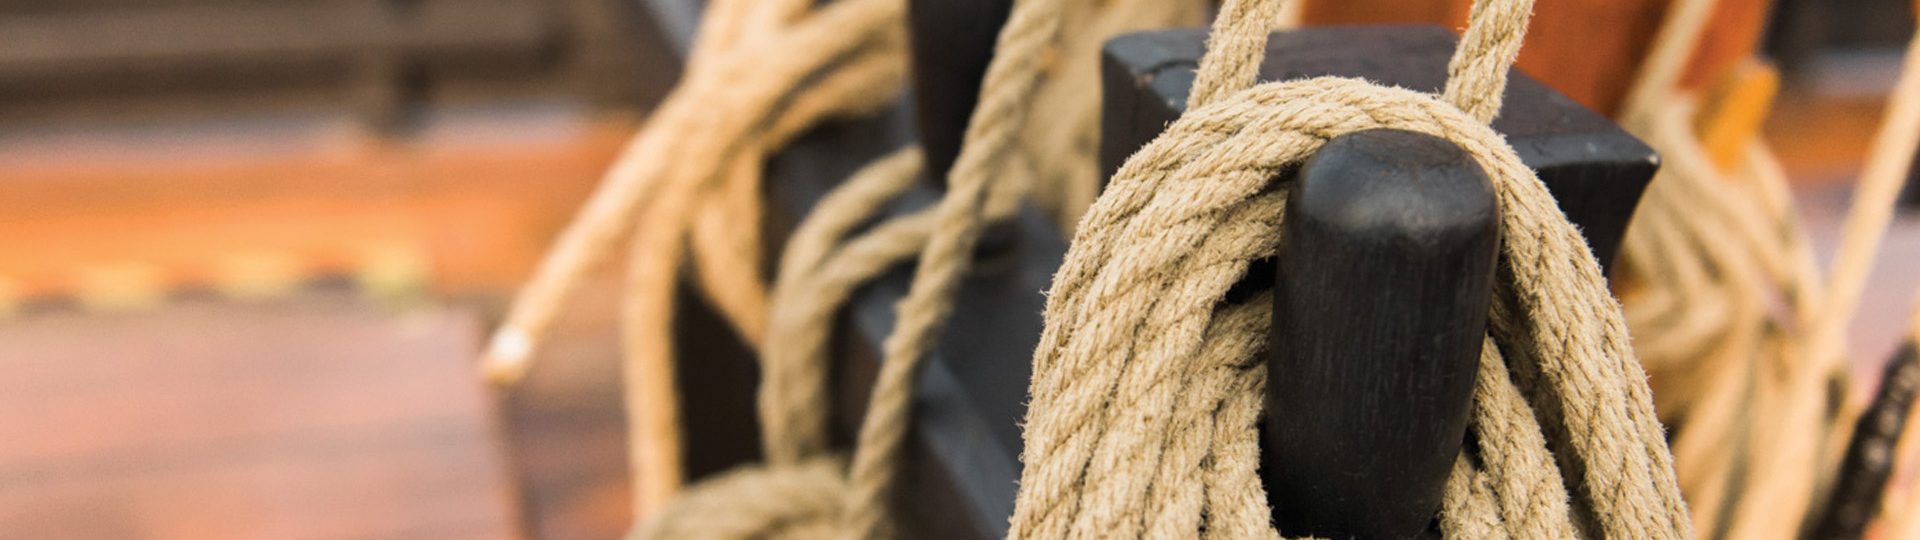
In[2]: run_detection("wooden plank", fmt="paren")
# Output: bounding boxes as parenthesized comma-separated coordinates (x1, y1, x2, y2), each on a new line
(0, 117, 634, 308)
(1695, 58, 1782, 170)
(0, 294, 518, 539)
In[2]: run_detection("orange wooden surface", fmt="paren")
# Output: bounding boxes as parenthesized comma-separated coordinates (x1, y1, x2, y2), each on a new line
(1696, 58, 1782, 169)
(1301, 0, 1775, 116)
(0, 294, 519, 539)
(0, 116, 634, 306)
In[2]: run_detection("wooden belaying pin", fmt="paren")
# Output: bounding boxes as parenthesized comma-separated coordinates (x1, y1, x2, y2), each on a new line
(1265, 129, 1498, 539)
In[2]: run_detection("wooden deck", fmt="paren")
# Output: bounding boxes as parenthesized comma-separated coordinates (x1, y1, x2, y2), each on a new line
(0, 292, 520, 539)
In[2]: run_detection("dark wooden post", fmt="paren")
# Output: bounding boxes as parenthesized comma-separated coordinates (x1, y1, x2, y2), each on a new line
(908, 0, 1014, 184)
(1099, 25, 1661, 537)
(1099, 26, 1660, 275)
(1810, 341, 1920, 540)
(1265, 129, 1497, 538)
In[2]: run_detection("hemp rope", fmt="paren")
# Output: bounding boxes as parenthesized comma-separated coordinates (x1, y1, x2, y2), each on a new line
(756, 0, 1202, 466)
(488, 0, 1908, 535)
(479, 0, 911, 517)
(1008, 0, 1694, 537)
(1017, 0, 1205, 233)
(1612, 0, 1920, 534)
(483, 0, 1190, 505)
(619, 0, 1197, 536)
(619, 12, 908, 517)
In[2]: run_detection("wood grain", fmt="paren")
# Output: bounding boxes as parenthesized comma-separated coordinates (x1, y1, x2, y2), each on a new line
(1267, 129, 1496, 539)
(0, 294, 518, 539)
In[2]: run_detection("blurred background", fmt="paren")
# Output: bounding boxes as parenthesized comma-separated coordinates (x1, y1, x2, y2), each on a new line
(0, 0, 1915, 538)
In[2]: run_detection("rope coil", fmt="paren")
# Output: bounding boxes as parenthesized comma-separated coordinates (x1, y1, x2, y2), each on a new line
(1613, 0, 1920, 534)
(1010, 0, 1691, 536)
(622, 0, 1197, 536)
(485, 0, 1920, 536)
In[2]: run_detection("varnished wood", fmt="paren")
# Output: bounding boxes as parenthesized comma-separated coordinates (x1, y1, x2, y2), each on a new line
(0, 118, 633, 307)
(0, 0, 680, 125)
(0, 294, 518, 539)
(1695, 58, 1782, 171)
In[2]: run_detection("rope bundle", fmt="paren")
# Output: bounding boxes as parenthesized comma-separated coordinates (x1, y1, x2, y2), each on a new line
(479, 0, 911, 516)
(1611, 0, 1920, 534)
(482, 0, 1920, 535)
(1009, 0, 1693, 537)
(504, 0, 1196, 535)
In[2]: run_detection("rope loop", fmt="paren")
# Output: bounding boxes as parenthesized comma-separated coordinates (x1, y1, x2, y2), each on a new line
(1010, 0, 1692, 537)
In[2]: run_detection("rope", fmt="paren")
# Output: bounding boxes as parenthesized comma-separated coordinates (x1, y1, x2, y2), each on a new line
(1732, 27, 1920, 535)
(1805, 25, 1920, 537)
(623, 0, 1196, 536)
(1020, 0, 1205, 232)
(485, 0, 1920, 535)
(1612, 0, 1920, 534)
(1009, 0, 1692, 536)
(479, 0, 910, 518)
(1613, 0, 1815, 535)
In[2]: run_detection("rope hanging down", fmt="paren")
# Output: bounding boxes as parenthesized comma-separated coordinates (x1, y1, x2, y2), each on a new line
(630, 0, 1197, 536)
(1613, 0, 1830, 534)
(480, 0, 911, 516)
(1009, 0, 1692, 536)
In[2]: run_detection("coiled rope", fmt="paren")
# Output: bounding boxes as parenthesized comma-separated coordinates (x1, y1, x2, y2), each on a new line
(485, 0, 1920, 535)
(1612, 0, 1920, 534)
(480, 0, 912, 517)
(1008, 0, 1693, 537)
(484, 0, 1193, 535)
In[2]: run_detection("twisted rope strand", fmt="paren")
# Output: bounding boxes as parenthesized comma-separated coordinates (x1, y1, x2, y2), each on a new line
(1013, 75, 1690, 537)
(1012, 0, 1692, 535)
(1612, 0, 1920, 533)
(628, 0, 1198, 535)
(481, 0, 907, 385)
(833, 0, 1091, 533)
(618, 11, 908, 512)
(759, 148, 923, 465)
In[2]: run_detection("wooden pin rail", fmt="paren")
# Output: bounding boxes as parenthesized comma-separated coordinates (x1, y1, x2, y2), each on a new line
(674, 20, 1661, 540)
